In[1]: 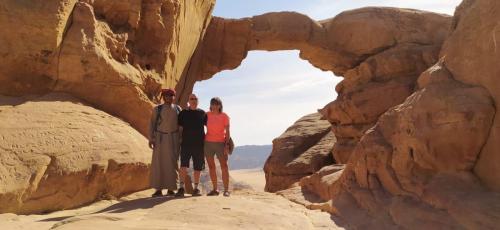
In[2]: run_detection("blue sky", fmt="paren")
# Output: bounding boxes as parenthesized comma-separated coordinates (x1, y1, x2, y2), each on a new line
(193, 0, 462, 146)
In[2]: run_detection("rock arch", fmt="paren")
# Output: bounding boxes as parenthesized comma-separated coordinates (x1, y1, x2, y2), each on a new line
(1, 2, 499, 227)
(178, 5, 500, 228)
(177, 7, 451, 165)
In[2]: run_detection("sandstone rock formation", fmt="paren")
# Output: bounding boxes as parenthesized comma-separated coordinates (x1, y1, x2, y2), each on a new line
(287, 61, 499, 229)
(0, 0, 215, 136)
(440, 0, 500, 192)
(0, 93, 150, 214)
(178, 7, 451, 164)
(2, 1, 499, 228)
(274, 1, 500, 229)
(0, 0, 216, 215)
(264, 113, 335, 192)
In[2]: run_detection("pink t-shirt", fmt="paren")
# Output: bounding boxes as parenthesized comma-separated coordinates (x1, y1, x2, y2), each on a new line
(205, 112, 230, 142)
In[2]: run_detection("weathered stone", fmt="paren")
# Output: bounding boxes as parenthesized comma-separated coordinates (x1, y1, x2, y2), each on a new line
(0, 0, 215, 136)
(264, 113, 335, 192)
(440, 0, 500, 192)
(179, 8, 451, 163)
(299, 165, 345, 201)
(0, 93, 150, 214)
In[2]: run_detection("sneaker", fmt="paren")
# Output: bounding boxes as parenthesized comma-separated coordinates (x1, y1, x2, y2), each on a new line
(166, 190, 175, 196)
(192, 188, 201, 197)
(151, 190, 162, 197)
(223, 191, 230, 197)
(175, 187, 185, 197)
(207, 190, 219, 196)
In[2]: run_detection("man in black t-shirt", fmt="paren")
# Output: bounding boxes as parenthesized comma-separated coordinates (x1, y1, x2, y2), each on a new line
(176, 93, 207, 197)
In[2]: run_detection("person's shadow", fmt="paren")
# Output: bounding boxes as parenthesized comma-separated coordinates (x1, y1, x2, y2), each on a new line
(93, 196, 175, 214)
(38, 196, 176, 222)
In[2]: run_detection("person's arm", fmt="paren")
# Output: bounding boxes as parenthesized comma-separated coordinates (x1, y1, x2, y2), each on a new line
(178, 111, 184, 143)
(225, 125, 230, 143)
(224, 114, 230, 144)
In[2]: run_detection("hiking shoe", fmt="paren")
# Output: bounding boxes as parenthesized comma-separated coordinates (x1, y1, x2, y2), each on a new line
(166, 190, 175, 196)
(223, 191, 231, 197)
(192, 188, 202, 197)
(151, 190, 162, 197)
(175, 187, 185, 197)
(207, 190, 219, 196)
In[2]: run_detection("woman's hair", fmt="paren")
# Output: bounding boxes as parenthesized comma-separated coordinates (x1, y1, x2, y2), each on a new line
(210, 97, 223, 112)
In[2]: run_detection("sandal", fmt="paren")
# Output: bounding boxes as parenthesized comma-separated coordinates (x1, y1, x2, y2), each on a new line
(192, 188, 202, 197)
(207, 190, 220, 196)
(151, 190, 162, 197)
(166, 190, 175, 196)
(223, 191, 230, 197)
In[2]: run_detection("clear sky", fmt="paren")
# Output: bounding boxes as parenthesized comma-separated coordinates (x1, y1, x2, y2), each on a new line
(193, 0, 462, 146)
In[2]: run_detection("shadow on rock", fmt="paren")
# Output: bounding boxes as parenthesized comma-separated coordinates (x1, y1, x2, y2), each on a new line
(93, 196, 173, 214)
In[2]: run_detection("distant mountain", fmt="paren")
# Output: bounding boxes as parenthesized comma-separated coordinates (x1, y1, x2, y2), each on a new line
(229, 145, 273, 170)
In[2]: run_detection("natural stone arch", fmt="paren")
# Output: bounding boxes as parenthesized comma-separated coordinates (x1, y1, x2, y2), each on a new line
(176, 7, 451, 165)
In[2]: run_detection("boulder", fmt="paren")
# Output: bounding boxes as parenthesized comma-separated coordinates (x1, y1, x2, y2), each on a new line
(0, 93, 150, 214)
(299, 165, 345, 201)
(264, 113, 335, 192)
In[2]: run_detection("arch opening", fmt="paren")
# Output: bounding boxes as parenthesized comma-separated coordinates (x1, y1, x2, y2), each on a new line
(193, 50, 340, 146)
(191, 50, 340, 191)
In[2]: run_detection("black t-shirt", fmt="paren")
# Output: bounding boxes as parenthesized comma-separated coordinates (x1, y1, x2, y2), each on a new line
(178, 108, 207, 143)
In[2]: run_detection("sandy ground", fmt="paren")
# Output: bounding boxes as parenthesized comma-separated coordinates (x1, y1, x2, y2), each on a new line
(0, 170, 341, 230)
(230, 168, 266, 192)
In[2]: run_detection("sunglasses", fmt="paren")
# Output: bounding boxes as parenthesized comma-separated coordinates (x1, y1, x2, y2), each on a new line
(189, 98, 198, 101)
(163, 94, 174, 97)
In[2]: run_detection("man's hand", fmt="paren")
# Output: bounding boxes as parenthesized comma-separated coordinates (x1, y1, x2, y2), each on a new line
(149, 140, 155, 149)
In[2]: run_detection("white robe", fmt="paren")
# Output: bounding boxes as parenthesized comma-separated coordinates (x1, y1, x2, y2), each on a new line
(149, 104, 181, 190)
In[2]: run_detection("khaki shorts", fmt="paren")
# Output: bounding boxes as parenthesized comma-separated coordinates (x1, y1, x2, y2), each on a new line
(204, 141, 226, 159)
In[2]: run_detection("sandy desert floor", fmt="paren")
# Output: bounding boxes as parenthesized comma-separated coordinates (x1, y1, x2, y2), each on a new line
(0, 170, 341, 230)
(230, 168, 266, 192)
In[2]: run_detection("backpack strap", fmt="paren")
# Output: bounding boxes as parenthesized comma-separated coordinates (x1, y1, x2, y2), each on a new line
(154, 104, 163, 132)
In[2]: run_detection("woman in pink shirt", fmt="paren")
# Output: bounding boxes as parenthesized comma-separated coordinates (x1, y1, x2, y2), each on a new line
(204, 97, 231, 197)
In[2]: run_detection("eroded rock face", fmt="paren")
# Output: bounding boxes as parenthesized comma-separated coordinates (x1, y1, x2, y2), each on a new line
(262, 2, 500, 228)
(0, 0, 215, 136)
(264, 113, 335, 192)
(178, 8, 451, 163)
(329, 64, 497, 229)
(0, 0, 77, 95)
(0, 0, 216, 215)
(283, 63, 498, 229)
(439, 0, 500, 192)
(0, 93, 150, 214)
